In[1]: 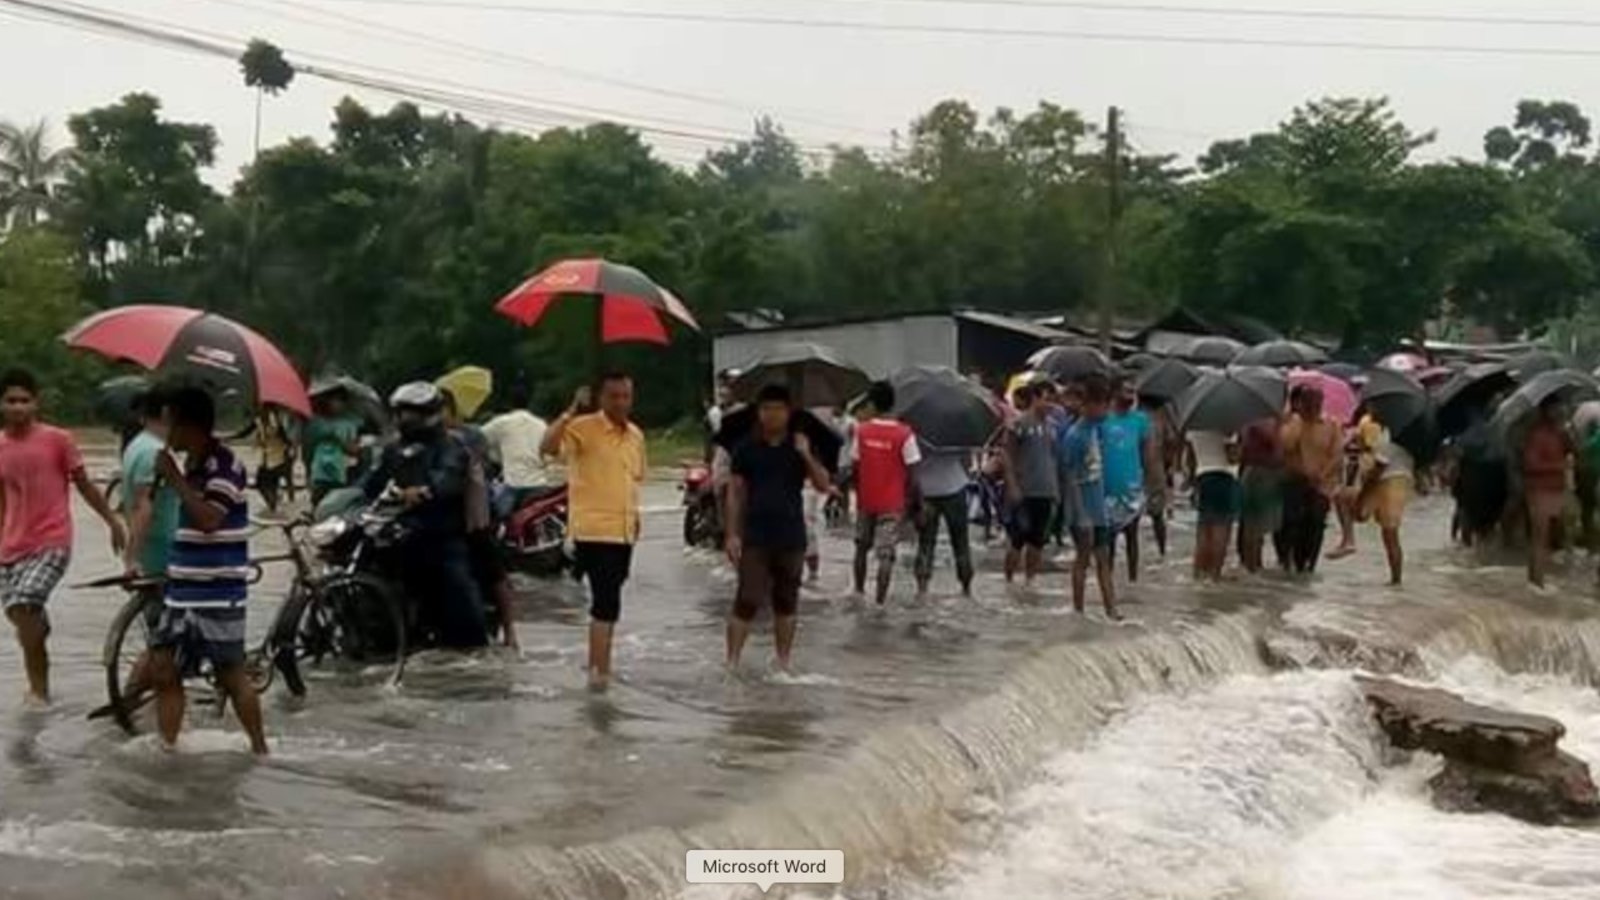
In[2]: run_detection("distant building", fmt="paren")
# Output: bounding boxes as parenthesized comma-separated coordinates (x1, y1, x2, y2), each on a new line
(712, 310, 1074, 389)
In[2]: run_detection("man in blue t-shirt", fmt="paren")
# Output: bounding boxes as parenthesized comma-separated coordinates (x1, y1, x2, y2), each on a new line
(1101, 378, 1152, 582)
(148, 387, 267, 755)
(1058, 374, 1120, 620)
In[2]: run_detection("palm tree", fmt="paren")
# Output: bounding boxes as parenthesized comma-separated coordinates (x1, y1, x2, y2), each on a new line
(0, 119, 74, 230)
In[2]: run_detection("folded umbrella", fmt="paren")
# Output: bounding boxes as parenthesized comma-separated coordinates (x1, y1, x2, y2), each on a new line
(1235, 340, 1328, 368)
(889, 365, 1002, 450)
(1134, 358, 1200, 403)
(713, 407, 843, 474)
(1174, 366, 1286, 435)
(731, 341, 870, 410)
(1290, 368, 1357, 425)
(1491, 369, 1600, 437)
(63, 305, 311, 416)
(1027, 345, 1112, 383)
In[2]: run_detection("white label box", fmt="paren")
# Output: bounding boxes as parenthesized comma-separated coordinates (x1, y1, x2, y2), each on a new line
(685, 849, 845, 893)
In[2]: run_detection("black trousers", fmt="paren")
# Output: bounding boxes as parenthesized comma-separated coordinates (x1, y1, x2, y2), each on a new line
(1275, 474, 1329, 573)
(576, 542, 634, 624)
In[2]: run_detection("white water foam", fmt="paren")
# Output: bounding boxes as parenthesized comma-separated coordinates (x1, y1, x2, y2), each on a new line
(896, 661, 1600, 900)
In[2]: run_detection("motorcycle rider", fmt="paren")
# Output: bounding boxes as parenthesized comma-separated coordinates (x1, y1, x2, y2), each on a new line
(362, 382, 489, 649)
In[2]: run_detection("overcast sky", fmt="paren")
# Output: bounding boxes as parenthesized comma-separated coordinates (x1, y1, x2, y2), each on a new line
(3, 0, 1600, 186)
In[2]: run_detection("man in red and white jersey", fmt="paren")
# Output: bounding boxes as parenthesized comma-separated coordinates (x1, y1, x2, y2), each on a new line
(850, 381, 921, 605)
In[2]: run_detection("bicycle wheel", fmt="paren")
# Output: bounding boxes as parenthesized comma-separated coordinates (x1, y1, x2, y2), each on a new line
(277, 574, 408, 693)
(102, 591, 158, 736)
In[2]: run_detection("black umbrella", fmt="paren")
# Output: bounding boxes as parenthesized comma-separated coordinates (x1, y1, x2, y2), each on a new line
(1508, 349, 1569, 383)
(1360, 367, 1430, 434)
(1490, 369, 1600, 437)
(713, 406, 844, 474)
(1174, 366, 1286, 434)
(1234, 339, 1328, 368)
(1133, 358, 1200, 403)
(1178, 335, 1247, 367)
(1027, 345, 1112, 383)
(1434, 362, 1516, 437)
(731, 341, 870, 409)
(890, 365, 1002, 450)
(94, 375, 151, 430)
(1120, 352, 1159, 373)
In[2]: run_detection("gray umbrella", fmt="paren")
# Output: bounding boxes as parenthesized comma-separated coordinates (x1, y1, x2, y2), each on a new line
(1133, 358, 1200, 402)
(1491, 369, 1600, 437)
(889, 365, 1003, 450)
(1178, 335, 1247, 366)
(1174, 366, 1287, 434)
(309, 373, 386, 430)
(731, 341, 871, 409)
(1508, 349, 1569, 383)
(1234, 339, 1329, 368)
(1027, 344, 1113, 383)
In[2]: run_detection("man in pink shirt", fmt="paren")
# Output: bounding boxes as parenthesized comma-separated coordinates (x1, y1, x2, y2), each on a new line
(850, 381, 921, 605)
(0, 369, 125, 706)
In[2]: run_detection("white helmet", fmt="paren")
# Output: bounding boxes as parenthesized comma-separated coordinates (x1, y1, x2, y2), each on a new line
(389, 381, 444, 432)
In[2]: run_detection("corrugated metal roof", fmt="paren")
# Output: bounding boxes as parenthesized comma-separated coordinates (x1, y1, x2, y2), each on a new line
(954, 310, 1073, 342)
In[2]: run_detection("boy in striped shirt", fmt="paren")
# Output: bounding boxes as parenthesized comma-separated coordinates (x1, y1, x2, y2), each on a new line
(149, 387, 267, 755)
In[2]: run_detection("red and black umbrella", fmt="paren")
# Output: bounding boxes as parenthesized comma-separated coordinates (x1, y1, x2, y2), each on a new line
(494, 257, 698, 345)
(62, 305, 312, 416)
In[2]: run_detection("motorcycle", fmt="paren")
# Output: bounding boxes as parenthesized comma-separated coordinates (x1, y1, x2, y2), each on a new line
(680, 462, 723, 549)
(499, 485, 572, 576)
(271, 486, 503, 695)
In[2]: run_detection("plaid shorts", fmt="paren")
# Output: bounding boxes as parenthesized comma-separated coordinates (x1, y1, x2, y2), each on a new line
(855, 512, 903, 561)
(152, 607, 248, 677)
(0, 548, 70, 616)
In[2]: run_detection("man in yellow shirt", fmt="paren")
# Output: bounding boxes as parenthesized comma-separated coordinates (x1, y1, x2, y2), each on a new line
(541, 373, 646, 690)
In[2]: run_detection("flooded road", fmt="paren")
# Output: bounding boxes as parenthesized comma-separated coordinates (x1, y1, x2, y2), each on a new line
(2, 446, 1598, 900)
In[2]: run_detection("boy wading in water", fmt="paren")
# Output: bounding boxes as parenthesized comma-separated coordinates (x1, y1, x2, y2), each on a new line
(723, 385, 832, 671)
(0, 369, 125, 707)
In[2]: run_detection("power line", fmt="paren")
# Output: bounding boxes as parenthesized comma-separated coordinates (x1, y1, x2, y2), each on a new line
(0, 0, 886, 159)
(304, 0, 1600, 57)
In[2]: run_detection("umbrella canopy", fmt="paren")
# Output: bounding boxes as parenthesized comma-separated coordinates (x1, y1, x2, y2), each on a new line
(1235, 340, 1328, 368)
(1508, 349, 1569, 383)
(1377, 351, 1429, 374)
(1490, 369, 1600, 437)
(437, 366, 494, 419)
(94, 375, 151, 430)
(1574, 400, 1600, 437)
(1027, 345, 1112, 383)
(731, 341, 870, 409)
(494, 257, 698, 346)
(1434, 362, 1516, 437)
(1133, 358, 1200, 403)
(889, 365, 1002, 450)
(63, 305, 311, 416)
(1120, 352, 1159, 373)
(1289, 369, 1357, 425)
(1177, 335, 1246, 366)
(1318, 361, 1364, 384)
(1360, 366, 1431, 435)
(713, 407, 844, 474)
(309, 373, 386, 430)
(1174, 366, 1286, 435)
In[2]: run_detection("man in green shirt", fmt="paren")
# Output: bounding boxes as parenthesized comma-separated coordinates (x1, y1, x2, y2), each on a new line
(122, 389, 180, 578)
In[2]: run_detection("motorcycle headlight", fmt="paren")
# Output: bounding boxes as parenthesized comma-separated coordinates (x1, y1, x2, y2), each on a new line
(309, 517, 349, 549)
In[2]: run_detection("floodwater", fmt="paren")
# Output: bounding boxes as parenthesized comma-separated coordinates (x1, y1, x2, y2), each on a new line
(2, 445, 1599, 900)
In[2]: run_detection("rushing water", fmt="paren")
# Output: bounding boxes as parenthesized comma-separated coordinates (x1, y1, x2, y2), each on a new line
(3, 447, 1600, 900)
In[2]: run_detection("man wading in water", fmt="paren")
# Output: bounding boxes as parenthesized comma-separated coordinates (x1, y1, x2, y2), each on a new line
(543, 374, 645, 690)
(850, 381, 921, 605)
(723, 385, 832, 671)
(0, 369, 126, 707)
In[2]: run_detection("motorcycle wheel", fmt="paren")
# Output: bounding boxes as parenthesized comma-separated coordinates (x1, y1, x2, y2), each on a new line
(273, 574, 408, 694)
(682, 504, 702, 546)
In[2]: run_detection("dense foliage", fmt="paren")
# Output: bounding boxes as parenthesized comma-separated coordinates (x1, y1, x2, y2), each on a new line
(2, 88, 1598, 424)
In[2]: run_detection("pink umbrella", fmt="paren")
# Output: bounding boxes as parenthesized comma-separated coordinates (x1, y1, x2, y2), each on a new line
(1290, 368, 1358, 424)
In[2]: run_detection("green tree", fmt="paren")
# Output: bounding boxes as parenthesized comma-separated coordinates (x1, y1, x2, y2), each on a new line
(0, 228, 104, 417)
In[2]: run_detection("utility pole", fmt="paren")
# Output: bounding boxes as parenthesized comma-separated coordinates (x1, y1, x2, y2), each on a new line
(1098, 105, 1122, 356)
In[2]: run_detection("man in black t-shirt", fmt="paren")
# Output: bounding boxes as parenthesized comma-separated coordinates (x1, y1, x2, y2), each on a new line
(725, 384, 832, 671)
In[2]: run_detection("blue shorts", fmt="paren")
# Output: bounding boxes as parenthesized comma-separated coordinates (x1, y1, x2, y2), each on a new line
(152, 607, 247, 677)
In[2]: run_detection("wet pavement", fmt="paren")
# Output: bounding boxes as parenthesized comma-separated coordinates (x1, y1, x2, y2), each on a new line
(1, 444, 1597, 900)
